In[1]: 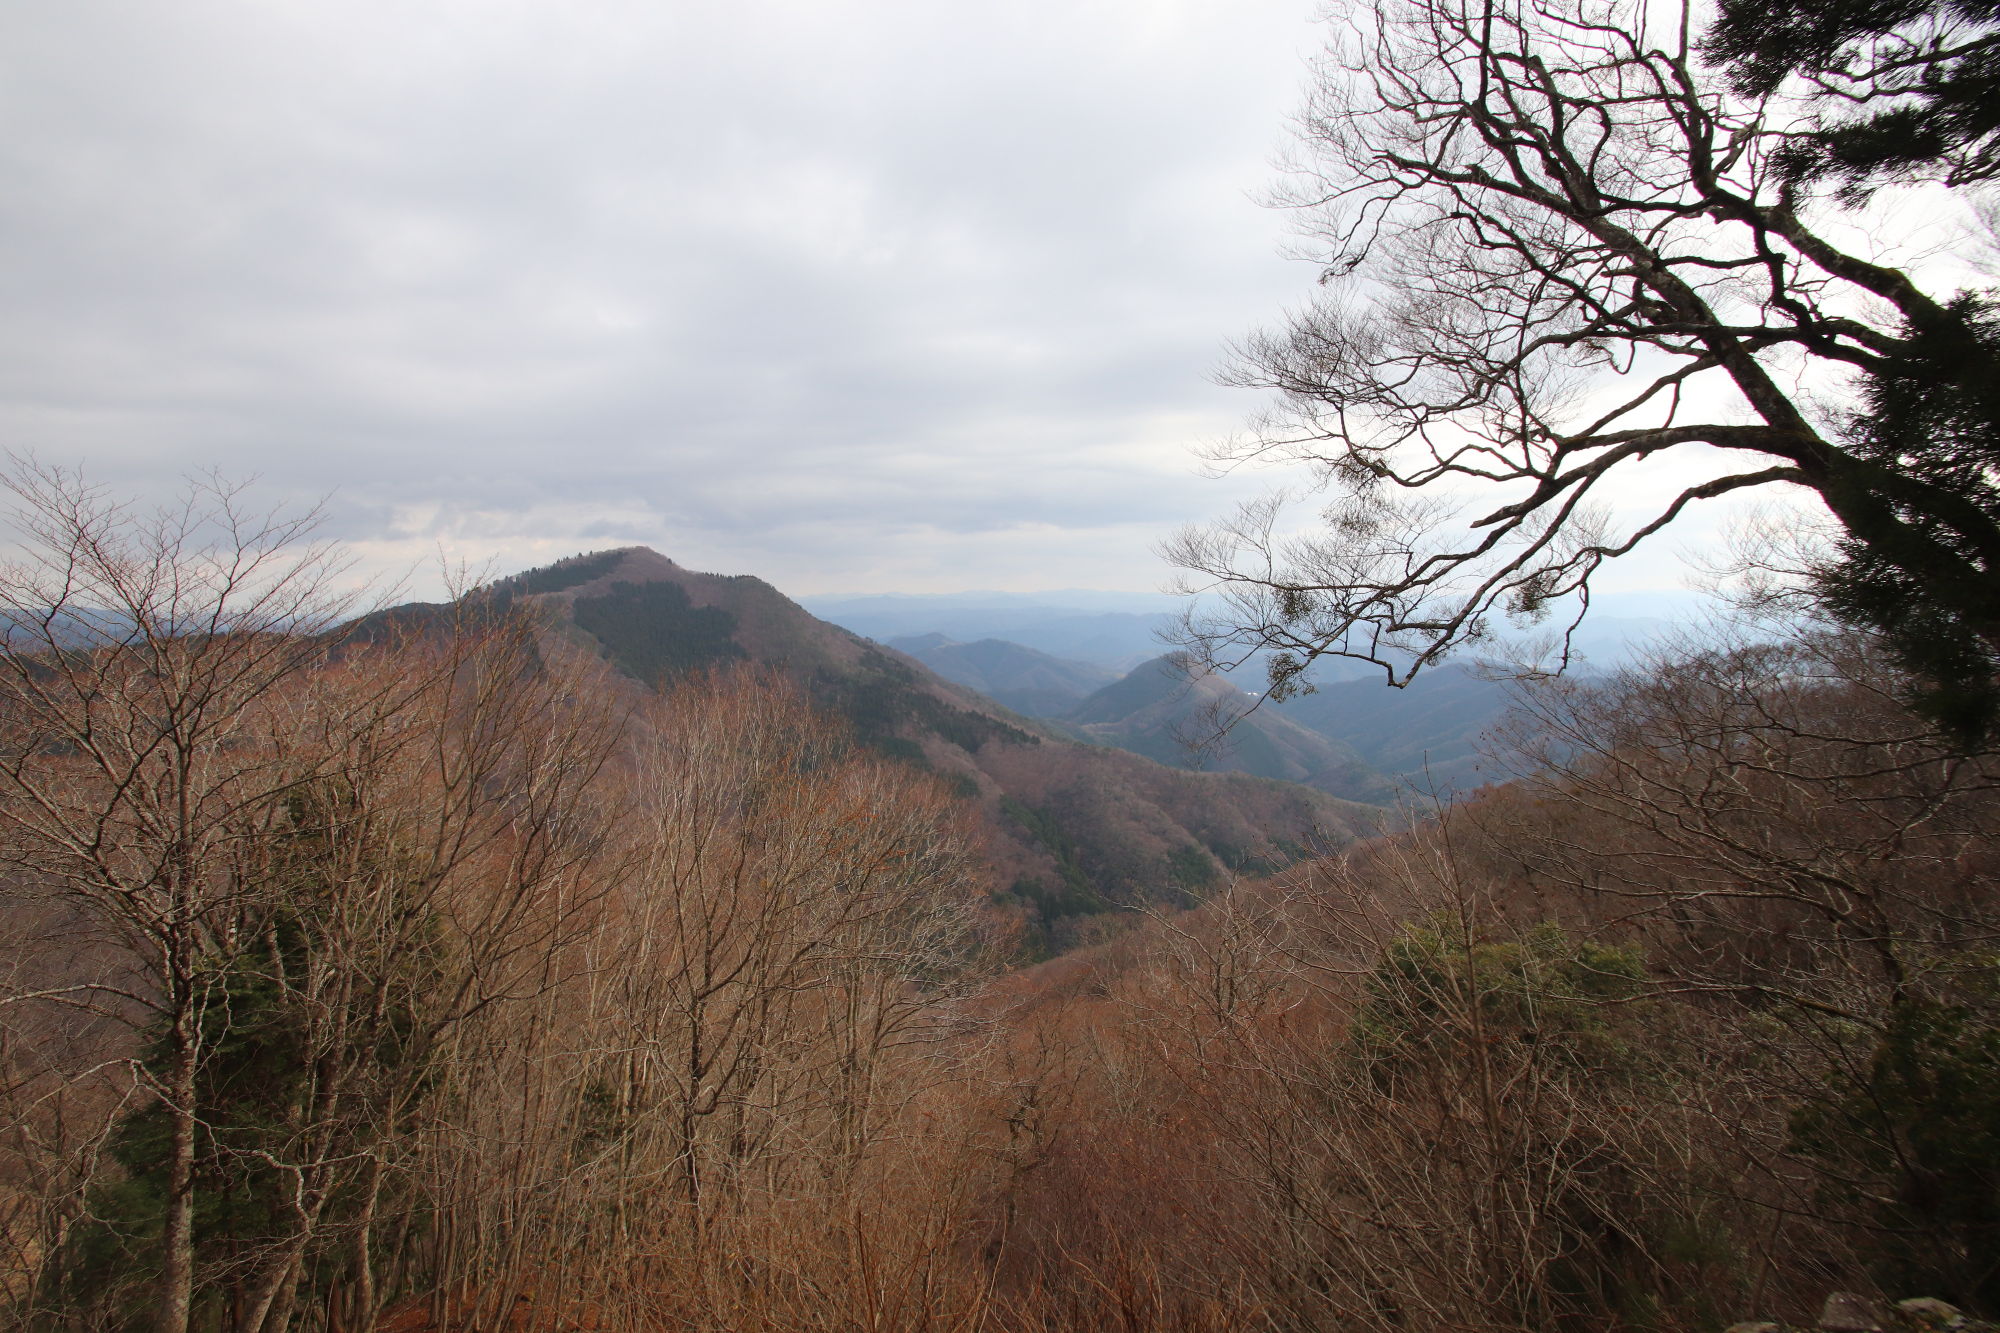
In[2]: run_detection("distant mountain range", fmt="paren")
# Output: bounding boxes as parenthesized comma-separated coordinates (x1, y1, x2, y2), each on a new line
(362, 557, 1708, 948)
(1272, 664, 1515, 796)
(1064, 654, 1399, 805)
(884, 634, 1119, 718)
(382, 549, 1389, 952)
(809, 588, 1704, 676)
(884, 629, 1461, 804)
(805, 593, 1180, 672)
(858, 593, 1717, 800)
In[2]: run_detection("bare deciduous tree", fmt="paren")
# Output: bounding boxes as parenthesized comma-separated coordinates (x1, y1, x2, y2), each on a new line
(0, 464, 368, 1332)
(1168, 0, 2000, 705)
(1497, 626, 2000, 1009)
(0, 463, 622, 1332)
(415, 668, 998, 1331)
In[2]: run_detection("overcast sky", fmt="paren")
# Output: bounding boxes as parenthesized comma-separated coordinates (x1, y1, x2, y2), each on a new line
(0, 0, 1807, 600)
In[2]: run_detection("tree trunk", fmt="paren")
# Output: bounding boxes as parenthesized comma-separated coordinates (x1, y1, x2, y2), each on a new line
(238, 1237, 307, 1333)
(348, 1154, 384, 1333)
(154, 996, 198, 1333)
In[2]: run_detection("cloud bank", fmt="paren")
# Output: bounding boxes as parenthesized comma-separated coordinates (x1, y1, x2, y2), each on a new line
(0, 0, 1339, 595)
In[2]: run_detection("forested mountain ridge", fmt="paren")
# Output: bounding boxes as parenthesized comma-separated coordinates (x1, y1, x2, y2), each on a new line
(1271, 664, 1513, 795)
(885, 633, 1119, 718)
(1061, 653, 1400, 805)
(464, 547, 1389, 944)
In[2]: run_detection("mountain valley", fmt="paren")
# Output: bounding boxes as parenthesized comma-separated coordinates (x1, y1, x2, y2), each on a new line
(13, 511, 1998, 1333)
(461, 548, 1390, 947)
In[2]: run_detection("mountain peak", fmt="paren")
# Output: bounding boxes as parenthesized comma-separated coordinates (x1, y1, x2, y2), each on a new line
(437, 547, 1390, 946)
(488, 546, 716, 600)
(1064, 653, 1394, 803)
(589, 546, 686, 586)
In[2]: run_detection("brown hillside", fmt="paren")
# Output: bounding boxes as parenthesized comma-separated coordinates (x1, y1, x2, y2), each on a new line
(483, 548, 1389, 948)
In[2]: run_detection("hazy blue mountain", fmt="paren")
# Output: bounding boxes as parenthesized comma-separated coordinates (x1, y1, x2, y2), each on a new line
(1272, 665, 1515, 797)
(800, 584, 1718, 801)
(807, 586, 1713, 677)
(1485, 612, 1682, 672)
(805, 589, 1183, 617)
(886, 635, 1118, 718)
(1065, 655, 1397, 806)
(802, 592, 1178, 672)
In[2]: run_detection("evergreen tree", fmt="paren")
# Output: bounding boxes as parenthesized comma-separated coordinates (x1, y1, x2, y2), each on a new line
(1707, 0, 2000, 187)
(1815, 297, 2000, 741)
(1791, 987, 2000, 1310)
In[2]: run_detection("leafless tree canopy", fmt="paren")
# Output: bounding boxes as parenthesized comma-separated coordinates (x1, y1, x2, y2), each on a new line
(0, 466, 1012, 1333)
(2, 465, 1998, 1329)
(1168, 0, 1999, 692)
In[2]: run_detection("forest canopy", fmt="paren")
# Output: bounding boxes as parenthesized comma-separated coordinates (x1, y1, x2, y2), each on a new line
(3, 450, 1999, 1332)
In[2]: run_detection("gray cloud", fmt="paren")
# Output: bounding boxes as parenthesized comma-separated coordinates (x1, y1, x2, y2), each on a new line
(0, 0, 1341, 595)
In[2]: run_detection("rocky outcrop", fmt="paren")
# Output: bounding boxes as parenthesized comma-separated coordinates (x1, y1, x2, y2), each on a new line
(1726, 1294, 1992, 1333)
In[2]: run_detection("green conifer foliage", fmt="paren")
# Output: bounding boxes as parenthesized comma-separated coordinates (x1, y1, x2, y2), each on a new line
(1791, 980, 2000, 1310)
(1815, 297, 2000, 742)
(1707, 0, 2000, 186)
(48, 783, 442, 1331)
(1352, 920, 1650, 1087)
